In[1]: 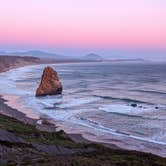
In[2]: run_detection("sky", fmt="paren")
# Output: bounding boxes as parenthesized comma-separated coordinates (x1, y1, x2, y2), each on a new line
(0, 0, 166, 60)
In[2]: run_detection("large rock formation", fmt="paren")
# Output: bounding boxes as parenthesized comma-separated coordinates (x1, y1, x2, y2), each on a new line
(36, 66, 62, 96)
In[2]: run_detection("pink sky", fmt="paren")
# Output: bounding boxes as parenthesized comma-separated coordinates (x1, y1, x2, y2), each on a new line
(0, 0, 165, 50)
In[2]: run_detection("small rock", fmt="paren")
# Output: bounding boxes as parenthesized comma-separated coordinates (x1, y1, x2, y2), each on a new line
(0, 129, 25, 143)
(131, 103, 137, 107)
(42, 120, 55, 126)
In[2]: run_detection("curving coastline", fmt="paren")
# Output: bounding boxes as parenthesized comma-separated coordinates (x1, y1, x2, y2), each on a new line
(0, 56, 166, 165)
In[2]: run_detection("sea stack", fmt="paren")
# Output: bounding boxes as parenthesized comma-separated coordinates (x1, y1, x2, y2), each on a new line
(36, 66, 63, 96)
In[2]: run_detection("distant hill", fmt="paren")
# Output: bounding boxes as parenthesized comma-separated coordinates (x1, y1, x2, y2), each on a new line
(82, 53, 103, 61)
(0, 56, 40, 72)
(0, 50, 146, 63)
(2, 50, 66, 59)
(0, 51, 6, 54)
(0, 50, 105, 62)
(12, 50, 55, 57)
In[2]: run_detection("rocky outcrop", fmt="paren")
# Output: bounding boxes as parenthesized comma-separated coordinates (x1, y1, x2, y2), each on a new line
(0, 129, 25, 143)
(36, 66, 62, 96)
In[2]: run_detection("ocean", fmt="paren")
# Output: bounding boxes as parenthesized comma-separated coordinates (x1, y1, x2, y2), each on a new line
(0, 62, 166, 155)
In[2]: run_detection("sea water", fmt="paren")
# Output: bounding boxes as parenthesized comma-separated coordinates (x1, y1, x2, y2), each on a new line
(0, 62, 166, 155)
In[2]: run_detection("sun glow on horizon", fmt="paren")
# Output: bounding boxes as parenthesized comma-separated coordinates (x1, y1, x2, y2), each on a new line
(0, 0, 165, 50)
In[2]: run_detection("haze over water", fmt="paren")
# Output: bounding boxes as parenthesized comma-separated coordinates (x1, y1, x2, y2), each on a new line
(0, 62, 166, 155)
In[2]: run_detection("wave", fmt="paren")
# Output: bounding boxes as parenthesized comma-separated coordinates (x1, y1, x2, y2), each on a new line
(130, 89, 166, 95)
(75, 116, 166, 145)
(98, 104, 150, 116)
(93, 95, 153, 105)
(57, 97, 100, 109)
(1, 62, 166, 148)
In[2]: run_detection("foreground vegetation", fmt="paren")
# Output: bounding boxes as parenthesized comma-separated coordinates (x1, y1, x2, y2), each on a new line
(0, 113, 166, 166)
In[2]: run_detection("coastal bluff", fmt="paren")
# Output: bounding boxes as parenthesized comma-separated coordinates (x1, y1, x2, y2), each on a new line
(36, 66, 63, 96)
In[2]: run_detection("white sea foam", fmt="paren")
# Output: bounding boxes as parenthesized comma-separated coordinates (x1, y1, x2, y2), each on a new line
(68, 115, 166, 146)
(1, 63, 166, 156)
(57, 97, 99, 108)
(99, 104, 150, 115)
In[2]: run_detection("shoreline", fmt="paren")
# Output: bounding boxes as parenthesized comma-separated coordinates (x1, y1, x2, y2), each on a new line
(0, 91, 119, 147)
(0, 94, 92, 143)
(0, 61, 109, 145)
(0, 61, 166, 158)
